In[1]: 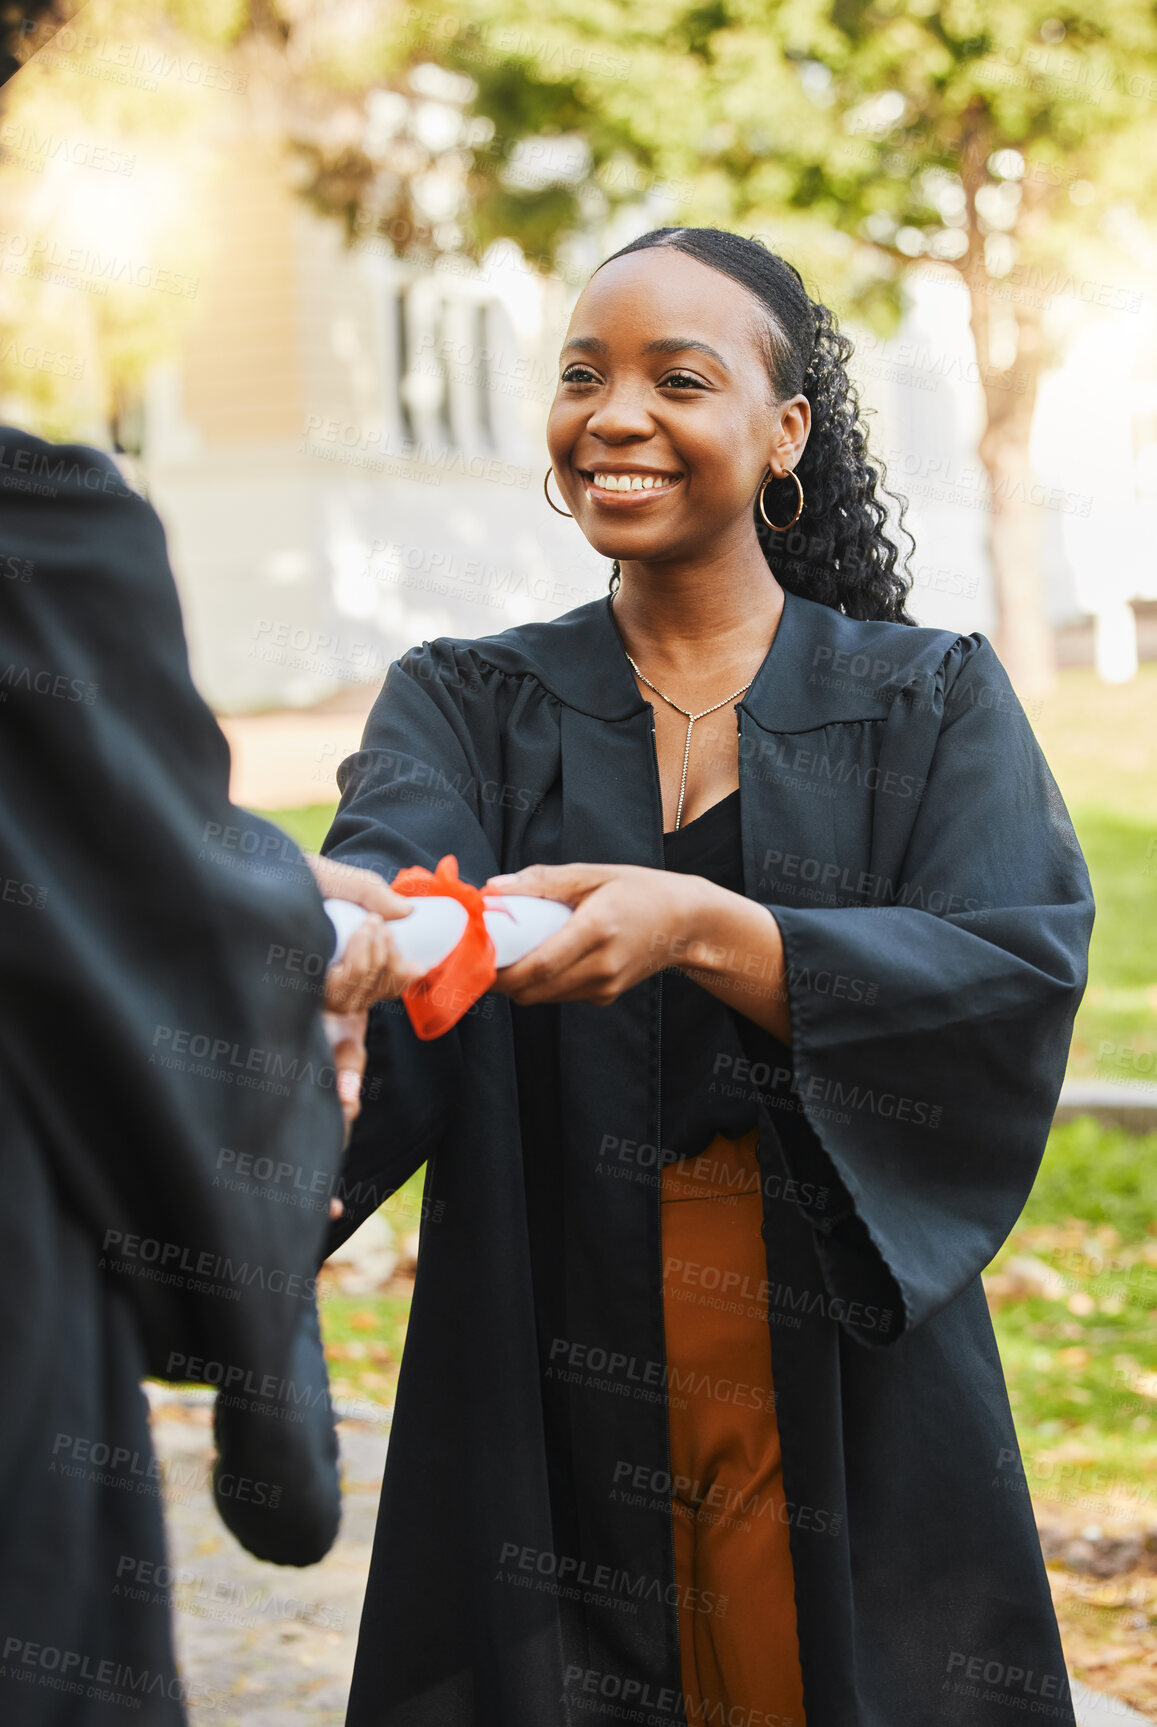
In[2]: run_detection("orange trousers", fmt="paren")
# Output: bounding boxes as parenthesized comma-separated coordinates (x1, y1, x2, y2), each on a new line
(660, 1129, 807, 1727)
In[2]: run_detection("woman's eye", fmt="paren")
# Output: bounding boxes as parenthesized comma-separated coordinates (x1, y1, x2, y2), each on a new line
(560, 364, 600, 385)
(661, 371, 707, 390)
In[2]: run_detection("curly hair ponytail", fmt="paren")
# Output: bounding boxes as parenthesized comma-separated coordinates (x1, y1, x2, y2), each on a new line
(597, 227, 916, 625)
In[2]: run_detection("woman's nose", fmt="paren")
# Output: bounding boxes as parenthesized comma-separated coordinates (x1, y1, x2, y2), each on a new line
(584, 381, 655, 441)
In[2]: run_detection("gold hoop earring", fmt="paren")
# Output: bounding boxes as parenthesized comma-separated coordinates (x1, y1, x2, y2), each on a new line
(758, 469, 804, 532)
(544, 467, 573, 518)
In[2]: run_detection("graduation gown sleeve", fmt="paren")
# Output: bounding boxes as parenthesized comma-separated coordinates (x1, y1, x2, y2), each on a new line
(760, 632, 1094, 1345)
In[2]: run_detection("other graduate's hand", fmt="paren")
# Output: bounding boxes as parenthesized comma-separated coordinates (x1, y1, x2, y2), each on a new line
(323, 1006, 369, 1131)
(308, 854, 425, 1012)
(482, 862, 694, 1007)
(307, 853, 409, 920)
(323, 908, 426, 1013)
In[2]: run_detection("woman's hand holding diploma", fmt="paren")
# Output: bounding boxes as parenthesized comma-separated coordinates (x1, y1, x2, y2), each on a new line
(484, 862, 793, 1045)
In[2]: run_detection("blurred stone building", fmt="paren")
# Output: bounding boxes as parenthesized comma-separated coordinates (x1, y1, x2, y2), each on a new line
(141, 144, 606, 713)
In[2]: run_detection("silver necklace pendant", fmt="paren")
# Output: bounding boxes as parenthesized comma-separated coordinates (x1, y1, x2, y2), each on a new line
(624, 651, 751, 831)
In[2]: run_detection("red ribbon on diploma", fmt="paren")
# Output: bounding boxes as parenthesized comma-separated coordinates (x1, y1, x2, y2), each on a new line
(389, 855, 505, 1041)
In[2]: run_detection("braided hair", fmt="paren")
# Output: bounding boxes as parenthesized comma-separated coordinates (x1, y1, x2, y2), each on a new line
(596, 226, 916, 624)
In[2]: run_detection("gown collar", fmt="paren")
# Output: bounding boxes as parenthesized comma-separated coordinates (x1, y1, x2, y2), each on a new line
(470, 586, 917, 731)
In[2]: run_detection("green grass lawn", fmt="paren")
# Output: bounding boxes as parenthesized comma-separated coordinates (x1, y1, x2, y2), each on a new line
(987, 1119, 1157, 1513)
(316, 1166, 428, 1411)
(267, 804, 336, 855)
(1032, 665, 1157, 1079)
(1065, 809, 1157, 1079)
(318, 1288, 412, 1408)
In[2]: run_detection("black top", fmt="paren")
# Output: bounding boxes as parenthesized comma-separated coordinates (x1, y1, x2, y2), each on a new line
(660, 787, 760, 1161)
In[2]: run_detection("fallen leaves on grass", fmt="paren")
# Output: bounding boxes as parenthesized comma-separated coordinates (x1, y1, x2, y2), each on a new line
(1051, 1566, 1157, 1718)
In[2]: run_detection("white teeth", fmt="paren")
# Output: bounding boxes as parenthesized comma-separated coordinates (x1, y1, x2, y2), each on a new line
(591, 472, 676, 492)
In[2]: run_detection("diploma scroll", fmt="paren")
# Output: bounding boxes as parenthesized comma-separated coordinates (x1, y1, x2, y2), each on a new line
(323, 894, 572, 971)
(323, 857, 572, 1039)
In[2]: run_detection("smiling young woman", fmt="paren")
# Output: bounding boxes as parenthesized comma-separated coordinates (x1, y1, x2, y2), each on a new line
(323, 227, 1094, 1727)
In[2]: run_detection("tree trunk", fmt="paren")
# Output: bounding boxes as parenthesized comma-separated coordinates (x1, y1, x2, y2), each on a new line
(956, 137, 1057, 699)
(971, 291, 1056, 698)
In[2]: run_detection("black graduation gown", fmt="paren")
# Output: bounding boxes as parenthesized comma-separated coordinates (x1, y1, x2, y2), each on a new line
(323, 587, 1094, 1727)
(0, 428, 345, 1725)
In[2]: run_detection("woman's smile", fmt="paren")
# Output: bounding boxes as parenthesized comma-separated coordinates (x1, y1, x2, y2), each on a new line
(579, 465, 685, 505)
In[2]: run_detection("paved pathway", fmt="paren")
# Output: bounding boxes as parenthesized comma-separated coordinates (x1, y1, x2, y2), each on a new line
(152, 1401, 1155, 1726)
(155, 1403, 387, 1726)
